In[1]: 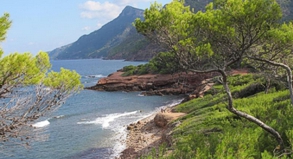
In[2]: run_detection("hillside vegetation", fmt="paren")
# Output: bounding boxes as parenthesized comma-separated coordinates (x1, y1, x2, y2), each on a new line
(106, 27, 163, 61)
(128, 0, 293, 158)
(142, 74, 293, 158)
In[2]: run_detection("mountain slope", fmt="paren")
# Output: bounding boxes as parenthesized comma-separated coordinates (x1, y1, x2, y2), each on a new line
(49, 43, 72, 59)
(49, 6, 144, 60)
(50, 1, 293, 61)
(106, 27, 163, 61)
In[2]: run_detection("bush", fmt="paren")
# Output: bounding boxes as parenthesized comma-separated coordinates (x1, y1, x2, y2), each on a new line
(122, 65, 136, 72)
(121, 63, 160, 76)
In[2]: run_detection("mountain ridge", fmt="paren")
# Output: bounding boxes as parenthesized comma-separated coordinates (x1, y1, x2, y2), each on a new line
(49, 6, 146, 60)
(50, 1, 293, 61)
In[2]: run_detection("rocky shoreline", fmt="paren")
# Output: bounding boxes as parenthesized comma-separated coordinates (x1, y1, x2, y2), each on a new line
(88, 69, 248, 158)
(118, 106, 185, 159)
(86, 71, 214, 96)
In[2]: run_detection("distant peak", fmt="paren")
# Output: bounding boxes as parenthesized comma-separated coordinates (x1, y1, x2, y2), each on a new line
(124, 5, 134, 9)
(120, 6, 144, 17)
(123, 5, 138, 10)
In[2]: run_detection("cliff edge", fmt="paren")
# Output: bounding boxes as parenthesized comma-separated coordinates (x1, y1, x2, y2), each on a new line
(86, 71, 214, 96)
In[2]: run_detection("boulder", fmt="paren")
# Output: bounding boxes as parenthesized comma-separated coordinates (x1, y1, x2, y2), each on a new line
(154, 113, 169, 128)
(154, 113, 180, 128)
(154, 113, 185, 128)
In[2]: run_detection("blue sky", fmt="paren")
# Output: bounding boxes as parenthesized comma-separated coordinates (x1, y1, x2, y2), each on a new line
(0, 0, 171, 56)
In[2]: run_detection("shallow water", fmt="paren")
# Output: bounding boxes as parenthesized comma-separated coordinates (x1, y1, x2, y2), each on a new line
(1, 59, 183, 159)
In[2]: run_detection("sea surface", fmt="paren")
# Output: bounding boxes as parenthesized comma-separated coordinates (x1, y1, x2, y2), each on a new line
(1, 59, 183, 159)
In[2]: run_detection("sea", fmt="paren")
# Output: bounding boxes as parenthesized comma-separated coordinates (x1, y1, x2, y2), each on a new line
(1, 59, 183, 159)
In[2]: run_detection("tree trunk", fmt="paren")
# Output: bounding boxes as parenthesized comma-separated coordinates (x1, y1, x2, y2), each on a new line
(249, 57, 293, 105)
(265, 77, 270, 94)
(266, 61, 293, 105)
(218, 69, 284, 149)
(285, 65, 293, 105)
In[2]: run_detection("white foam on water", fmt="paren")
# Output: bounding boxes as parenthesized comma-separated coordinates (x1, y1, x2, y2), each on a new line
(77, 111, 138, 128)
(110, 126, 128, 159)
(77, 110, 144, 159)
(53, 115, 65, 119)
(111, 98, 184, 158)
(137, 93, 145, 97)
(86, 74, 106, 78)
(33, 120, 50, 128)
(32, 114, 65, 129)
(76, 98, 184, 159)
(110, 111, 153, 159)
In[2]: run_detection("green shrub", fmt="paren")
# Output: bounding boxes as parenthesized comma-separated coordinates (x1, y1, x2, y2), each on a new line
(121, 63, 157, 76)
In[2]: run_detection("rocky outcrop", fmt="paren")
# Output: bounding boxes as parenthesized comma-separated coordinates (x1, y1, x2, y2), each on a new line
(154, 112, 185, 128)
(86, 71, 214, 96)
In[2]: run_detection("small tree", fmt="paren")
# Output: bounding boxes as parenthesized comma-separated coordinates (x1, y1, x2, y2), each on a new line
(0, 13, 83, 145)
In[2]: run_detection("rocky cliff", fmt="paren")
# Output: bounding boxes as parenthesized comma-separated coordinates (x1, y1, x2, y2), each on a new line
(86, 71, 214, 96)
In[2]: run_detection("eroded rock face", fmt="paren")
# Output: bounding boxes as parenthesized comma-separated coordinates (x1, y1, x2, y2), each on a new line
(86, 71, 214, 96)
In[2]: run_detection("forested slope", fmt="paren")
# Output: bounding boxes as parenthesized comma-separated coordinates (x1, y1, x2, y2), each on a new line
(168, 74, 293, 158)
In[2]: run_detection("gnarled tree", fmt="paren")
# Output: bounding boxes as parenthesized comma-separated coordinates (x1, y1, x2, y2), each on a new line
(135, 0, 287, 152)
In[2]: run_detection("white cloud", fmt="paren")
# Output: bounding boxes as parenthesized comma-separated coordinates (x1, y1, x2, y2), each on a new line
(79, 0, 159, 31)
(115, 0, 152, 6)
(82, 26, 91, 31)
(79, 0, 156, 20)
(80, 1, 123, 20)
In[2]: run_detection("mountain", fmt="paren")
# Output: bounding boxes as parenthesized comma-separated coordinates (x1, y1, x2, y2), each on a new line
(106, 28, 163, 61)
(49, 43, 72, 59)
(49, 6, 148, 60)
(50, 1, 293, 61)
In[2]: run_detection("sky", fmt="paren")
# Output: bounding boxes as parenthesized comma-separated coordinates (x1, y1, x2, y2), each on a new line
(0, 0, 171, 56)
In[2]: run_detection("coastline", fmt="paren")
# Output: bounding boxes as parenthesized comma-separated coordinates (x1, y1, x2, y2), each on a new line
(118, 100, 185, 159)
(93, 68, 247, 158)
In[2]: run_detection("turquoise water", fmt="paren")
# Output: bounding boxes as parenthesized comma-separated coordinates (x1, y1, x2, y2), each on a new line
(1, 59, 183, 159)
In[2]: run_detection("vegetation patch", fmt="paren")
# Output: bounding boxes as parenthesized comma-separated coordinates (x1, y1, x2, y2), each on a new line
(141, 74, 293, 158)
